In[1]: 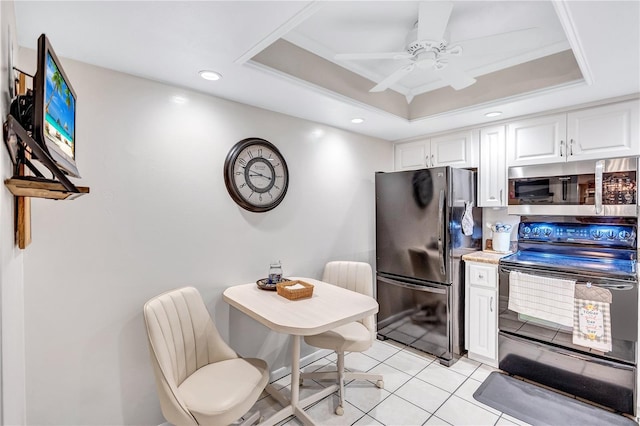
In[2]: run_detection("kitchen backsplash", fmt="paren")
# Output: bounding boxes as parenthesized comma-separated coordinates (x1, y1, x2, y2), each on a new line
(482, 208, 521, 251)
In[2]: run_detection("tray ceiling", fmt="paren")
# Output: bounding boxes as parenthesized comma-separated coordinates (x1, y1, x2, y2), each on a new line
(12, 1, 640, 141)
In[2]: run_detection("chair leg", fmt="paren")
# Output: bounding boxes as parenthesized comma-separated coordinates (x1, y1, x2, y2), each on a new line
(335, 351, 345, 416)
(343, 371, 384, 389)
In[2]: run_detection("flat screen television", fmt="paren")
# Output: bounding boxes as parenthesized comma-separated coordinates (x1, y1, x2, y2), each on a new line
(33, 34, 80, 178)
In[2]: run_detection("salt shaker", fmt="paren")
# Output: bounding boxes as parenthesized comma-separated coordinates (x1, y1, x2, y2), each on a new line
(268, 261, 283, 284)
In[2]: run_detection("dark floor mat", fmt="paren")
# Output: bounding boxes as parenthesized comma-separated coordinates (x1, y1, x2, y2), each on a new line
(473, 372, 636, 426)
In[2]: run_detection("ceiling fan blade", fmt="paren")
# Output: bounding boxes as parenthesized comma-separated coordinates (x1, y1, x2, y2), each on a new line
(456, 28, 545, 56)
(417, 1, 453, 41)
(370, 63, 416, 92)
(335, 52, 413, 61)
(436, 64, 476, 90)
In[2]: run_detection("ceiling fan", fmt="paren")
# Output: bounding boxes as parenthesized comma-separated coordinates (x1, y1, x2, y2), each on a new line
(334, 1, 542, 100)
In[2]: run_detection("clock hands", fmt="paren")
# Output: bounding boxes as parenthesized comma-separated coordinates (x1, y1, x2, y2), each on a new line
(249, 172, 272, 181)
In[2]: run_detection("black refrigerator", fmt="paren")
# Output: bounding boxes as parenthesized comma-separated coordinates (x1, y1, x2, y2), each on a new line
(375, 167, 482, 366)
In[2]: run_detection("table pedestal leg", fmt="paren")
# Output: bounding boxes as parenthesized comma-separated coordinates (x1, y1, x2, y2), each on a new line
(261, 335, 338, 426)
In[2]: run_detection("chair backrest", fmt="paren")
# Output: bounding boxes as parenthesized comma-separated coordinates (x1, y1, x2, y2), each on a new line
(322, 261, 376, 337)
(143, 286, 238, 425)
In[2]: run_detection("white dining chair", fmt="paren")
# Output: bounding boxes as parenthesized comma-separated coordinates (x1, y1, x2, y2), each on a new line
(300, 261, 384, 415)
(144, 286, 269, 425)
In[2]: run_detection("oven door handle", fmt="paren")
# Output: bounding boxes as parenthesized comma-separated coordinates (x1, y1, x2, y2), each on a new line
(377, 276, 447, 294)
(581, 283, 636, 290)
(499, 266, 636, 290)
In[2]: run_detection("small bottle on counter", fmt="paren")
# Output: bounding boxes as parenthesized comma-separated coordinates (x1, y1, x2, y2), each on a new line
(268, 261, 283, 284)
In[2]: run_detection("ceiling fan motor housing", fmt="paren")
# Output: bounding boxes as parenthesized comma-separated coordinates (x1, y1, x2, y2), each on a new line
(406, 39, 448, 56)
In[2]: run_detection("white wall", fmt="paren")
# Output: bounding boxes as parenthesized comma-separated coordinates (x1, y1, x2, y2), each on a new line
(17, 48, 392, 425)
(0, 1, 26, 424)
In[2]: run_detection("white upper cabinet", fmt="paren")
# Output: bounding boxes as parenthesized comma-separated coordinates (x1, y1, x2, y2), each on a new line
(394, 130, 478, 171)
(430, 130, 478, 168)
(566, 100, 639, 161)
(394, 139, 428, 170)
(507, 100, 639, 167)
(478, 125, 507, 207)
(507, 114, 567, 166)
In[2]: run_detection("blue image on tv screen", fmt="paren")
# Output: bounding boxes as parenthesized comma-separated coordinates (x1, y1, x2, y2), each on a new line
(44, 51, 75, 159)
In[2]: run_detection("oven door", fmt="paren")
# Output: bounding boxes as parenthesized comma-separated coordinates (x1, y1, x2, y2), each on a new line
(498, 264, 637, 365)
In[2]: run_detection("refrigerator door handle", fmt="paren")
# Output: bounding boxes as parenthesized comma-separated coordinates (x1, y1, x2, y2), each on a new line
(377, 276, 447, 294)
(438, 189, 445, 275)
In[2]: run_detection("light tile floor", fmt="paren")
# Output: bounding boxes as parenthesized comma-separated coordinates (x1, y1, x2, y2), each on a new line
(252, 338, 640, 425)
(250, 339, 535, 426)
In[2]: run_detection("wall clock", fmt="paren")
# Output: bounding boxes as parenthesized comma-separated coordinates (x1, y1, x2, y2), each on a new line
(224, 138, 289, 212)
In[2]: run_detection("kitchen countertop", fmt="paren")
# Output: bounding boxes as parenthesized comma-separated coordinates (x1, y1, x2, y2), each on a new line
(462, 250, 513, 265)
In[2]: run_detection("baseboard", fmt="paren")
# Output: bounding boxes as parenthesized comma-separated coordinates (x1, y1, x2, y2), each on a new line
(269, 349, 333, 382)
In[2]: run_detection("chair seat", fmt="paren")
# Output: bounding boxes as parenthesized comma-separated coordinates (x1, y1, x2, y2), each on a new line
(178, 358, 269, 425)
(304, 321, 372, 352)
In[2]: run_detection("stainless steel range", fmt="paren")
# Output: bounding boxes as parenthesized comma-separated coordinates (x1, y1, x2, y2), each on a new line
(498, 217, 638, 415)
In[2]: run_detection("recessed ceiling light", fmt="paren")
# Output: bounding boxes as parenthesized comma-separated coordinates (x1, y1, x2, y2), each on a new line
(351, 118, 365, 124)
(172, 96, 188, 104)
(484, 111, 502, 118)
(199, 70, 222, 81)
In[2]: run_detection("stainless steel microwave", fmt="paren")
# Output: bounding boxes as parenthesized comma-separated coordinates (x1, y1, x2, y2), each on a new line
(508, 157, 638, 216)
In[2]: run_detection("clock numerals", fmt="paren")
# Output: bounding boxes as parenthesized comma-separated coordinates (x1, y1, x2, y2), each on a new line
(238, 158, 247, 167)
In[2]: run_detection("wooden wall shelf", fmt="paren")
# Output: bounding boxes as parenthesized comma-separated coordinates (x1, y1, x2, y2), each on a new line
(3, 112, 90, 248)
(5, 176, 89, 200)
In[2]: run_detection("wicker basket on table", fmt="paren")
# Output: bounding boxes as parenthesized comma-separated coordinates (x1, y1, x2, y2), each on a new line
(276, 280, 314, 300)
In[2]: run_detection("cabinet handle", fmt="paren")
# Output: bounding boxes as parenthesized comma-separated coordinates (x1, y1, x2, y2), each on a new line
(425, 156, 429, 167)
(570, 139, 574, 156)
(431, 154, 434, 167)
(478, 274, 484, 280)
(490, 296, 494, 312)
(499, 189, 503, 204)
(560, 140, 564, 157)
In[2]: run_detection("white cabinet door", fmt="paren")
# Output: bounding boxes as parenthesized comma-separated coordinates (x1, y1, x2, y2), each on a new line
(478, 125, 507, 207)
(567, 100, 640, 161)
(394, 140, 429, 170)
(507, 114, 567, 166)
(430, 130, 477, 168)
(468, 285, 497, 362)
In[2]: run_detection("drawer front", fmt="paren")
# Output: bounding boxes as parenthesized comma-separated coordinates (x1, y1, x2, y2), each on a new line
(468, 263, 497, 288)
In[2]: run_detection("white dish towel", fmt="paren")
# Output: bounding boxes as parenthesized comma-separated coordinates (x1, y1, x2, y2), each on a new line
(508, 271, 575, 327)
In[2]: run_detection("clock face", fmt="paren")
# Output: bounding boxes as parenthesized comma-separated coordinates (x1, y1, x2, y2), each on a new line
(224, 138, 289, 212)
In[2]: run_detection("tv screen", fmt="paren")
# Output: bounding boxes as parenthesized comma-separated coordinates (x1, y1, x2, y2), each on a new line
(33, 34, 80, 178)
